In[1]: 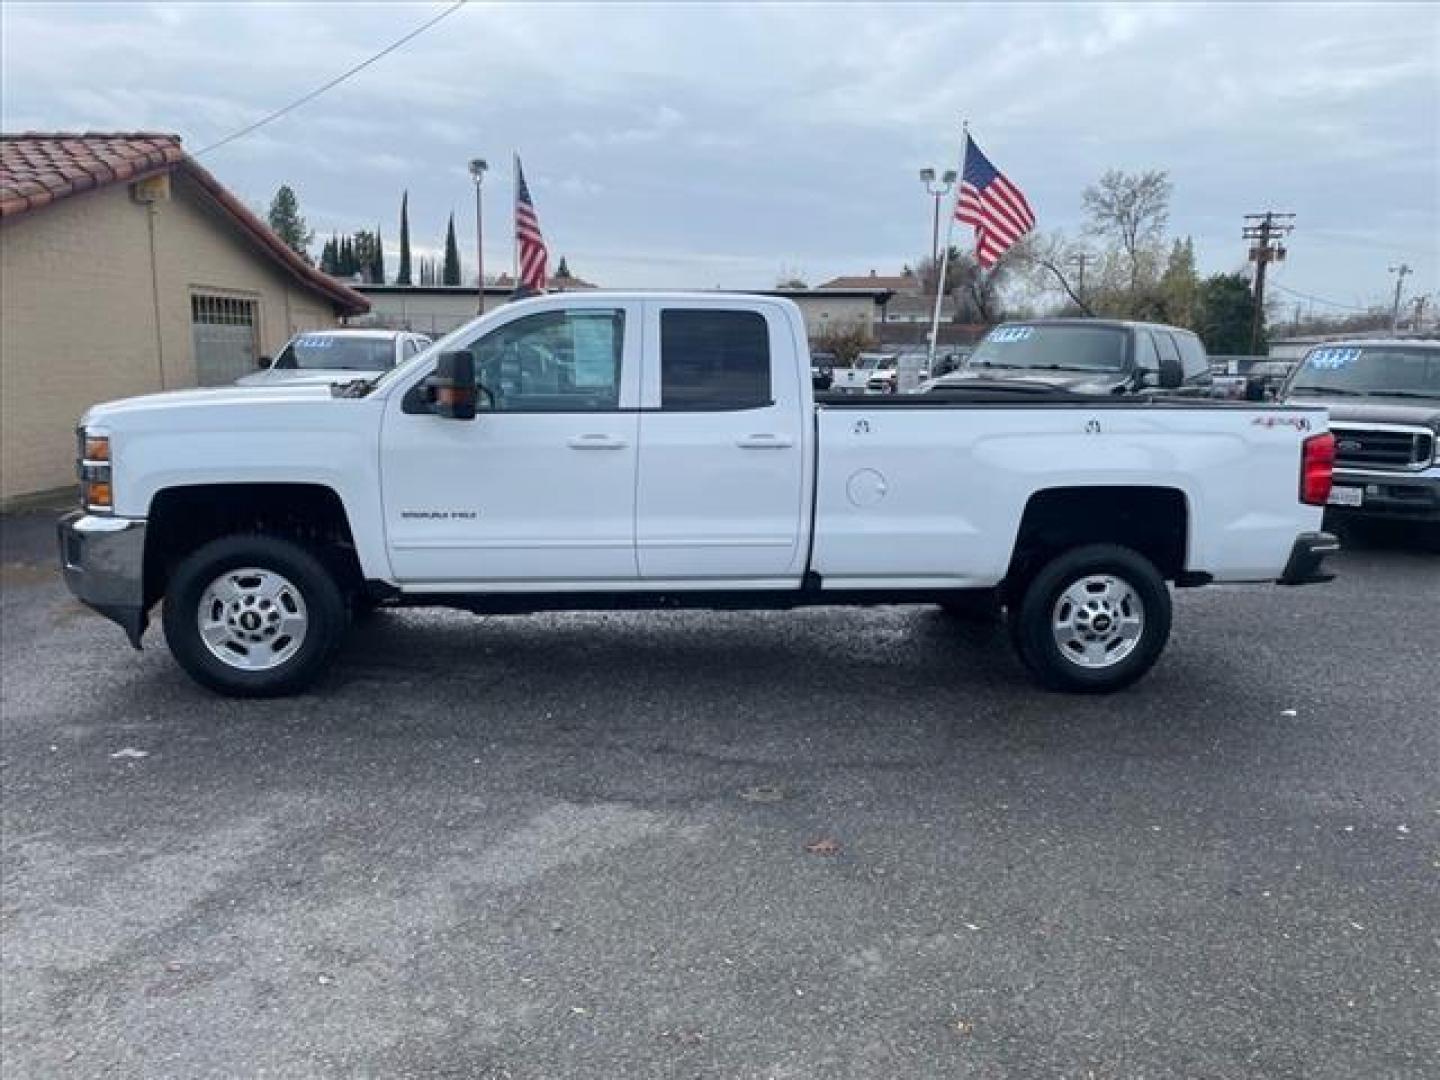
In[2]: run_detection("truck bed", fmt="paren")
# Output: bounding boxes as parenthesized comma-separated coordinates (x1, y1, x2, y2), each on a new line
(808, 394, 1326, 588)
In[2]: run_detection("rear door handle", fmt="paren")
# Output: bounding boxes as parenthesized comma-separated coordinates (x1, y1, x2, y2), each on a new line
(736, 434, 795, 449)
(567, 434, 628, 449)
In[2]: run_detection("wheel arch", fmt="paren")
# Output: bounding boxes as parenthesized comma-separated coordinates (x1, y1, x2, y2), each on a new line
(1004, 485, 1191, 598)
(143, 482, 364, 609)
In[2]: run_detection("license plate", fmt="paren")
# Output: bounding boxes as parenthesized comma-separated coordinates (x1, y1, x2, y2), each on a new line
(1327, 486, 1363, 507)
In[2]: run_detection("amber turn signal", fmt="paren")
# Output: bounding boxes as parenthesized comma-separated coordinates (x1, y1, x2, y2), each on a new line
(84, 436, 110, 462)
(84, 480, 113, 509)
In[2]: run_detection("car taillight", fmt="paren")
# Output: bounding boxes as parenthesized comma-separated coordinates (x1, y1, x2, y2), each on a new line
(1300, 432, 1335, 506)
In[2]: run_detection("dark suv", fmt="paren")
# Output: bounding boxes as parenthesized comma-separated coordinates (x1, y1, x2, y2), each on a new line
(923, 319, 1213, 396)
(1281, 339, 1439, 532)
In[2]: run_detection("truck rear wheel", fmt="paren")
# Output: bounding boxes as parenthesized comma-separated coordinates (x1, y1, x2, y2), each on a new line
(1008, 544, 1171, 693)
(162, 535, 347, 697)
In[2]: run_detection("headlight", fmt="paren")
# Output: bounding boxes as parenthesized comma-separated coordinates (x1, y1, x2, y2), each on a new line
(78, 431, 112, 512)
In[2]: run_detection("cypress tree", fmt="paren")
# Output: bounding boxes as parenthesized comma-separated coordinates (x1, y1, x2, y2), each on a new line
(266, 184, 313, 261)
(443, 213, 461, 286)
(372, 225, 386, 284)
(397, 191, 413, 286)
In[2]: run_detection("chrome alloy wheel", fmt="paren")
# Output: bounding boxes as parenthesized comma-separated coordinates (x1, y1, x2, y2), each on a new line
(1050, 574, 1145, 669)
(197, 567, 308, 671)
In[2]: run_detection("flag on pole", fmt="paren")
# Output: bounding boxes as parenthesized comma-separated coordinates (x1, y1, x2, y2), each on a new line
(514, 155, 549, 293)
(955, 136, 1035, 268)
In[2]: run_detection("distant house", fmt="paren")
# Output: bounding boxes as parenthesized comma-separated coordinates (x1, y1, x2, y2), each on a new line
(0, 131, 369, 503)
(817, 269, 923, 295)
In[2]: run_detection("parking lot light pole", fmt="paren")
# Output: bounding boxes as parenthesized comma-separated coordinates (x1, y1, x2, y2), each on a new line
(469, 158, 488, 315)
(919, 167, 958, 269)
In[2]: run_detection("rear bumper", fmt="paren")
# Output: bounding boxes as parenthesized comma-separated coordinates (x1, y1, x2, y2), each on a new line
(57, 511, 148, 647)
(1279, 531, 1340, 586)
(1326, 465, 1440, 522)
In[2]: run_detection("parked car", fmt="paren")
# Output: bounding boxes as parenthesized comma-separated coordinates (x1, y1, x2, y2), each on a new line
(930, 348, 971, 379)
(866, 347, 932, 394)
(236, 329, 432, 387)
(1281, 338, 1439, 536)
(60, 292, 1335, 699)
(922, 319, 1213, 396)
(829, 351, 897, 394)
(810, 350, 836, 392)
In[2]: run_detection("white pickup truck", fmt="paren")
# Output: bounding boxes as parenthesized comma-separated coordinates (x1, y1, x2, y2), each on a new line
(60, 293, 1338, 698)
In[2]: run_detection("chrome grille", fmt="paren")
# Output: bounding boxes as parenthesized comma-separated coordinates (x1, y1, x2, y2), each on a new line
(1331, 424, 1435, 471)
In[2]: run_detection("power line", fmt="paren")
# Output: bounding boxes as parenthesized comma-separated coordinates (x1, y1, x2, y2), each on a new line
(1268, 280, 1371, 313)
(193, 1, 467, 158)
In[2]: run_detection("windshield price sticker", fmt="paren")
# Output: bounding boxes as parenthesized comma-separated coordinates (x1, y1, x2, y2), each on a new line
(1307, 347, 1360, 370)
(990, 326, 1033, 343)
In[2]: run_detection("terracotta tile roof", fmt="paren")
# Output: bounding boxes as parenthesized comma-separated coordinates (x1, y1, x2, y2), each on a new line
(0, 131, 368, 316)
(0, 131, 185, 217)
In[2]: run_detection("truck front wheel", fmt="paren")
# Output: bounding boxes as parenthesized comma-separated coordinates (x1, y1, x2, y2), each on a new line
(162, 535, 347, 697)
(1009, 544, 1171, 693)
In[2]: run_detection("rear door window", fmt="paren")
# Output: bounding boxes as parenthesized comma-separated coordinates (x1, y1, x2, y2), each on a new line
(660, 310, 771, 411)
(1173, 332, 1209, 380)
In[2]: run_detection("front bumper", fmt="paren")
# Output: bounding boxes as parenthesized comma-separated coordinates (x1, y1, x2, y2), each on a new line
(1326, 466, 1440, 522)
(57, 511, 148, 647)
(1279, 531, 1340, 586)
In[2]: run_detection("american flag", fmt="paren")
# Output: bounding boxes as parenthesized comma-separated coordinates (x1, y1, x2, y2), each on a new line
(514, 156, 548, 292)
(955, 136, 1035, 268)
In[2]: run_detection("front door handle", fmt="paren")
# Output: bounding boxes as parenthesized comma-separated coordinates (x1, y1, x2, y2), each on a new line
(567, 434, 628, 449)
(736, 434, 795, 449)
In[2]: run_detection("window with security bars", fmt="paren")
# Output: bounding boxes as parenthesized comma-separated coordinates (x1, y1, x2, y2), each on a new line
(191, 293, 260, 385)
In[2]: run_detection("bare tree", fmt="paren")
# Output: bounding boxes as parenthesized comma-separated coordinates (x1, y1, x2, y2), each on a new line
(1012, 232, 1095, 316)
(1082, 169, 1172, 295)
(914, 245, 1024, 323)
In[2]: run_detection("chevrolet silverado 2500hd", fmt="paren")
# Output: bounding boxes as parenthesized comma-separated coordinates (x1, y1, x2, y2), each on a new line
(59, 293, 1338, 697)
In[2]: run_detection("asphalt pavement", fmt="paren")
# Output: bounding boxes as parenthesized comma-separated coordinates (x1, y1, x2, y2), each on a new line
(2, 509, 1437, 1079)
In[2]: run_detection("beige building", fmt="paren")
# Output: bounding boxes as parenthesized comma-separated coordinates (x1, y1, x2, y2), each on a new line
(1, 132, 368, 505)
(353, 284, 893, 341)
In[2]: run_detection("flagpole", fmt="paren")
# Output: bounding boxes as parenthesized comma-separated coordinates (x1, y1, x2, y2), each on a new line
(927, 120, 968, 371)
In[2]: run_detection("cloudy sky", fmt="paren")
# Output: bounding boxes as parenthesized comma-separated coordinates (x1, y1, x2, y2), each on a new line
(4, 2, 1436, 312)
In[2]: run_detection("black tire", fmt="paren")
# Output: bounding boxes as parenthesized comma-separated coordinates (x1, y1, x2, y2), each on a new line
(162, 534, 347, 698)
(1008, 543, 1171, 694)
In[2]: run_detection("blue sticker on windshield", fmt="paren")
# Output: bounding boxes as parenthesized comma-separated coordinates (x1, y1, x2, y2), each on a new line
(1307, 347, 1360, 370)
(297, 335, 335, 348)
(989, 326, 1033, 343)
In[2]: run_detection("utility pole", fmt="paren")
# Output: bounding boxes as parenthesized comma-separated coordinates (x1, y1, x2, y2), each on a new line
(1242, 211, 1295, 354)
(1388, 263, 1412, 333)
(1066, 251, 1092, 305)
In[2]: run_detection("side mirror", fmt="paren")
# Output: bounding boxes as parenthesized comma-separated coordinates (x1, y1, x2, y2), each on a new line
(1159, 358, 1183, 390)
(257, 355, 272, 369)
(426, 349, 477, 420)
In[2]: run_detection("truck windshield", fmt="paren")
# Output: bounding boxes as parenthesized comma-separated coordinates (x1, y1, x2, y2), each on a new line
(1288, 346, 1440, 399)
(273, 335, 394, 372)
(969, 325, 1127, 372)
